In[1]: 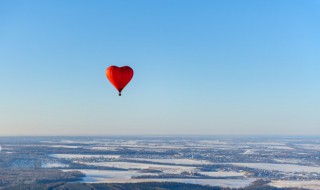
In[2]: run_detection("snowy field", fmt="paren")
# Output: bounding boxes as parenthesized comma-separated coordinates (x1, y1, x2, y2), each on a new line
(270, 180, 320, 190)
(63, 169, 255, 188)
(199, 171, 246, 177)
(77, 161, 197, 174)
(2, 136, 320, 189)
(50, 154, 120, 159)
(42, 162, 69, 168)
(296, 144, 320, 151)
(127, 158, 213, 165)
(230, 163, 320, 173)
(47, 145, 81, 149)
(90, 146, 118, 151)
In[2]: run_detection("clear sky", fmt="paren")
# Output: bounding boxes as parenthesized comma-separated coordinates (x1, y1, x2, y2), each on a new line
(0, 0, 319, 136)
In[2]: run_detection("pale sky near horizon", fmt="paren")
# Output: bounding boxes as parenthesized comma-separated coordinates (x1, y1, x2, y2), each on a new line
(0, 0, 319, 136)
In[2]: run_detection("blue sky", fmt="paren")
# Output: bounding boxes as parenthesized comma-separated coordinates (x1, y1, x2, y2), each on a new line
(0, 0, 319, 135)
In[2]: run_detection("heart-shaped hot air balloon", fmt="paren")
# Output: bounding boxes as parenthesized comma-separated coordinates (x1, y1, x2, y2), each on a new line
(106, 66, 134, 96)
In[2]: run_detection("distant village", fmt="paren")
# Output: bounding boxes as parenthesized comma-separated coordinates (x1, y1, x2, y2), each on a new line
(0, 136, 320, 189)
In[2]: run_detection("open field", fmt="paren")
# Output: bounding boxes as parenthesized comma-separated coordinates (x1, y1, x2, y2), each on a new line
(0, 136, 320, 189)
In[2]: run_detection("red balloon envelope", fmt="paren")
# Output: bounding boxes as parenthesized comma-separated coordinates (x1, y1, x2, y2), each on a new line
(106, 66, 134, 96)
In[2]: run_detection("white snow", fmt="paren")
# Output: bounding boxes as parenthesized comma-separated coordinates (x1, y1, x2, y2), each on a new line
(90, 146, 118, 151)
(270, 180, 320, 190)
(50, 154, 120, 159)
(242, 149, 254, 154)
(48, 145, 80, 149)
(230, 163, 320, 173)
(42, 162, 69, 168)
(63, 169, 255, 188)
(297, 144, 320, 151)
(77, 161, 197, 174)
(64, 169, 158, 181)
(128, 158, 213, 165)
(199, 171, 246, 177)
(274, 158, 304, 164)
(267, 146, 294, 150)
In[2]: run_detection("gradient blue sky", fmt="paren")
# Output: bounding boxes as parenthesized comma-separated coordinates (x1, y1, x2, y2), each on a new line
(0, 0, 319, 136)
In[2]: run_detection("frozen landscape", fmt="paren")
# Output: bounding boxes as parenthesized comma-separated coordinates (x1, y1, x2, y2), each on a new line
(0, 136, 319, 189)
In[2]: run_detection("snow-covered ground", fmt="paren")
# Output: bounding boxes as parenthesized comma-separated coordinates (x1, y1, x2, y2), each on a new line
(3, 137, 320, 189)
(230, 163, 320, 173)
(47, 145, 81, 149)
(77, 161, 197, 174)
(90, 146, 118, 151)
(266, 146, 294, 150)
(88, 178, 255, 188)
(270, 180, 320, 190)
(273, 158, 306, 164)
(199, 171, 246, 177)
(127, 158, 213, 165)
(41, 162, 69, 168)
(50, 154, 120, 159)
(64, 169, 158, 181)
(63, 169, 255, 188)
(297, 144, 320, 151)
(245, 142, 286, 146)
(242, 149, 254, 154)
